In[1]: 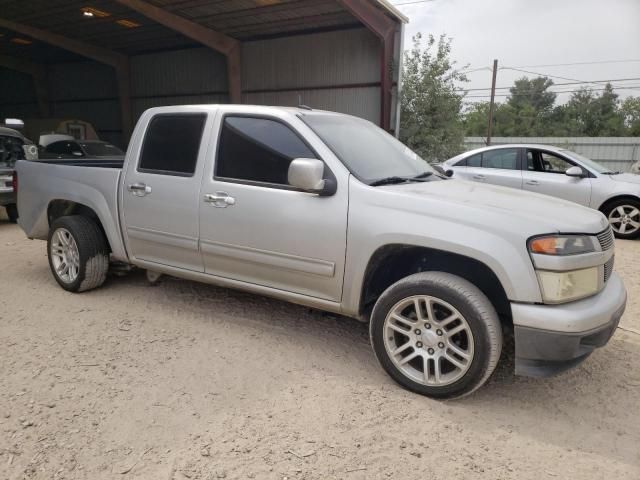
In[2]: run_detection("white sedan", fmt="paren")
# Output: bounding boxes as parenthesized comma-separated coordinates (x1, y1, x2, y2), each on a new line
(443, 144, 640, 239)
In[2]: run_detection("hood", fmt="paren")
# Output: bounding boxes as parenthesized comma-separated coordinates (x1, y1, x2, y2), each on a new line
(608, 173, 640, 185)
(381, 179, 609, 236)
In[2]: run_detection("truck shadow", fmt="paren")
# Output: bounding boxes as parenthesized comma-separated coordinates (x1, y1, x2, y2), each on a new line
(101, 269, 640, 468)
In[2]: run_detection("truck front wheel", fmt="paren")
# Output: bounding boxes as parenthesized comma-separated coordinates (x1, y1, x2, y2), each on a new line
(370, 272, 503, 399)
(47, 216, 109, 292)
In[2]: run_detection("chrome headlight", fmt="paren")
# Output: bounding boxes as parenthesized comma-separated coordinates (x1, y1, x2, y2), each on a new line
(536, 267, 600, 303)
(528, 235, 600, 303)
(528, 235, 596, 256)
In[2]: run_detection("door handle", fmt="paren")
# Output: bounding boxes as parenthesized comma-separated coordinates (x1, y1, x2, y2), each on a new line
(204, 192, 236, 208)
(128, 183, 152, 196)
(472, 174, 486, 180)
(525, 180, 539, 186)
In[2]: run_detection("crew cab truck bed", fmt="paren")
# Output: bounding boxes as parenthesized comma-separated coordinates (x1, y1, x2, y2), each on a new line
(16, 104, 627, 399)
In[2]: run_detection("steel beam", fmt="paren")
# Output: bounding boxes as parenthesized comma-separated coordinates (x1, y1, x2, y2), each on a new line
(0, 54, 50, 117)
(113, 0, 242, 103)
(0, 18, 133, 141)
(335, 0, 397, 131)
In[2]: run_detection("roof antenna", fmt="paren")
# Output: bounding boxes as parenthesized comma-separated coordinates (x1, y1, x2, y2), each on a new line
(298, 105, 313, 110)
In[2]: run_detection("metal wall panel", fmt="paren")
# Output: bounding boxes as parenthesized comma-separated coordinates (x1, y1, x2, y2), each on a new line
(465, 137, 640, 172)
(244, 86, 380, 124)
(131, 47, 228, 97)
(242, 28, 380, 90)
(0, 68, 41, 121)
(133, 94, 229, 119)
(49, 62, 117, 101)
(241, 28, 381, 124)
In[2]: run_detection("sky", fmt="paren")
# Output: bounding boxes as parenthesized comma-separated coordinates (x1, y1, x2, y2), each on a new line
(389, 0, 640, 105)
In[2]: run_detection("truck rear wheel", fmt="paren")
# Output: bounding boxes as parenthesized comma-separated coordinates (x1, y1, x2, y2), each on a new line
(47, 216, 109, 292)
(370, 272, 502, 399)
(6, 204, 18, 223)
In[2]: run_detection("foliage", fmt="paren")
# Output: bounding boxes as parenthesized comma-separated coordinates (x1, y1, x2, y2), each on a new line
(461, 76, 639, 138)
(399, 34, 468, 162)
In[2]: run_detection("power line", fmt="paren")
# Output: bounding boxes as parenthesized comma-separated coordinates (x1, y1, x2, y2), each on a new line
(456, 77, 640, 92)
(500, 67, 596, 85)
(463, 85, 640, 99)
(510, 59, 640, 68)
(392, 0, 437, 6)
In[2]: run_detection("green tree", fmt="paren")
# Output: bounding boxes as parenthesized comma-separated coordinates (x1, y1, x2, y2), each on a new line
(399, 33, 468, 162)
(621, 96, 640, 136)
(563, 84, 625, 136)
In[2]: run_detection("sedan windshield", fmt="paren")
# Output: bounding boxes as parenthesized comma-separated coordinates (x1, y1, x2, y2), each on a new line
(80, 142, 124, 157)
(301, 113, 437, 184)
(560, 149, 612, 174)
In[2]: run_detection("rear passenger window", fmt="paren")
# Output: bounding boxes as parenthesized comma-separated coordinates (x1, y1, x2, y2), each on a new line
(481, 148, 519, 170)
(215, 116, 316, 186)
(139, 114, 206, 176)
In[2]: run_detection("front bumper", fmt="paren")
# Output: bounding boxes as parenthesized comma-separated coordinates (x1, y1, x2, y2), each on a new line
(511, 272, 627, 377)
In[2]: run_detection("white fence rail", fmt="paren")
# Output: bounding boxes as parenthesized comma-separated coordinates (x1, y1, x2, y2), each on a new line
(464, 137, 640, 172)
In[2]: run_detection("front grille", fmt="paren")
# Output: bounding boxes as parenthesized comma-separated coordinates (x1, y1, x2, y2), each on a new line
(604, 256, 614, 282)
(597, 227, 614, 251)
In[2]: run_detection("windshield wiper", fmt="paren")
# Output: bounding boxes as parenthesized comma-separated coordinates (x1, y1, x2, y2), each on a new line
(411, 171, 433, 179)
(602, 171, 621, 175)
(369, 176, 411, 186)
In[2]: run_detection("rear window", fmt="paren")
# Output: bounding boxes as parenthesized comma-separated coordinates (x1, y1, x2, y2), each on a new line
(139, 114, 206, 176)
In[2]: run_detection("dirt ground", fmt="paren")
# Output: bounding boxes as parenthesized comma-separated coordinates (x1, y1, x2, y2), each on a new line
(1, 210, 639, 480)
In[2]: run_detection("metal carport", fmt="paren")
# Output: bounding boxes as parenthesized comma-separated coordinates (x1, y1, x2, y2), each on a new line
(0, 0, 407, 148)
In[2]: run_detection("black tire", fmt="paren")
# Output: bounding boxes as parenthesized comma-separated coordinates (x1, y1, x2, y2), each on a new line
(370, 272, 503, 399)
(47, 216, 109, 292)
(601, 198, 640, 239)
(6, 204, 18, 223)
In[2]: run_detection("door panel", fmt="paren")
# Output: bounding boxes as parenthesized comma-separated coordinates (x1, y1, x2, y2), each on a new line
(451, 152, 485, 182)
(121, 113, 209, 271)
(479, 148, 523, 189)
(522, 149, 592, 206)
(198, 114, 348, 301)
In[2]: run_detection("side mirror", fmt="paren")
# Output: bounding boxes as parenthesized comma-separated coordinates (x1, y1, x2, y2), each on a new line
(565, 166, 584, 178)
(288, 158, 336, 196)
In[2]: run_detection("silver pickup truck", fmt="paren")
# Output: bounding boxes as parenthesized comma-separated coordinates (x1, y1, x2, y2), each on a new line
(16, 105, 627, 399)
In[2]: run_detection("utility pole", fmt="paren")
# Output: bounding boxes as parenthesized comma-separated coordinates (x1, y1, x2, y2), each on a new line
(486, 59, 498, 145)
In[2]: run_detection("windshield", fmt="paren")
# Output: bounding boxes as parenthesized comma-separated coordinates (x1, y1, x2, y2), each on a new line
(0, 135, 25, 168)
(80, 142, 124, 157)
(301, 113, 436, 184)
(560, 149, 612, 173)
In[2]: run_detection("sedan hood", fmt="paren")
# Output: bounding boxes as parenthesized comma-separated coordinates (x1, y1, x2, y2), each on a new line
(381, 179, 609, 236)
(609, 173, 640, 184)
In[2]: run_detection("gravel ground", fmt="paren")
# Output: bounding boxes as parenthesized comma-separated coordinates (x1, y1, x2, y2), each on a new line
(1, 210, 639, 479)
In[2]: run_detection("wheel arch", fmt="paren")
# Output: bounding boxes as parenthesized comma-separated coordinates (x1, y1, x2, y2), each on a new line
(359, 244, 512, 326)
(47, 199, 112, 253)
(598, 194, 640, 213)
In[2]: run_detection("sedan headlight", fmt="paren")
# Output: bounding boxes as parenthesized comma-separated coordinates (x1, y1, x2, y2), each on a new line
(529, 235, 595, 256)
(536, 267, 600, 303)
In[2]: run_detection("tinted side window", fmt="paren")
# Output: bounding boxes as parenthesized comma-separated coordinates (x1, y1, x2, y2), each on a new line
(466, 153, 481, 167)
(139, 114, 206, 176)
(216, 116, 316, 185)
(482, 148, 519, 170)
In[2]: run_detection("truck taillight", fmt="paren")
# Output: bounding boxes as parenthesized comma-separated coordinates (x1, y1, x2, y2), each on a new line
(12, 172, 18, 193)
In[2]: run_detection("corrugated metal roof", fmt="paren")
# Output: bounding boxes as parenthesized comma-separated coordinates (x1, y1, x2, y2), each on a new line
(0, 0, 404, 61)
